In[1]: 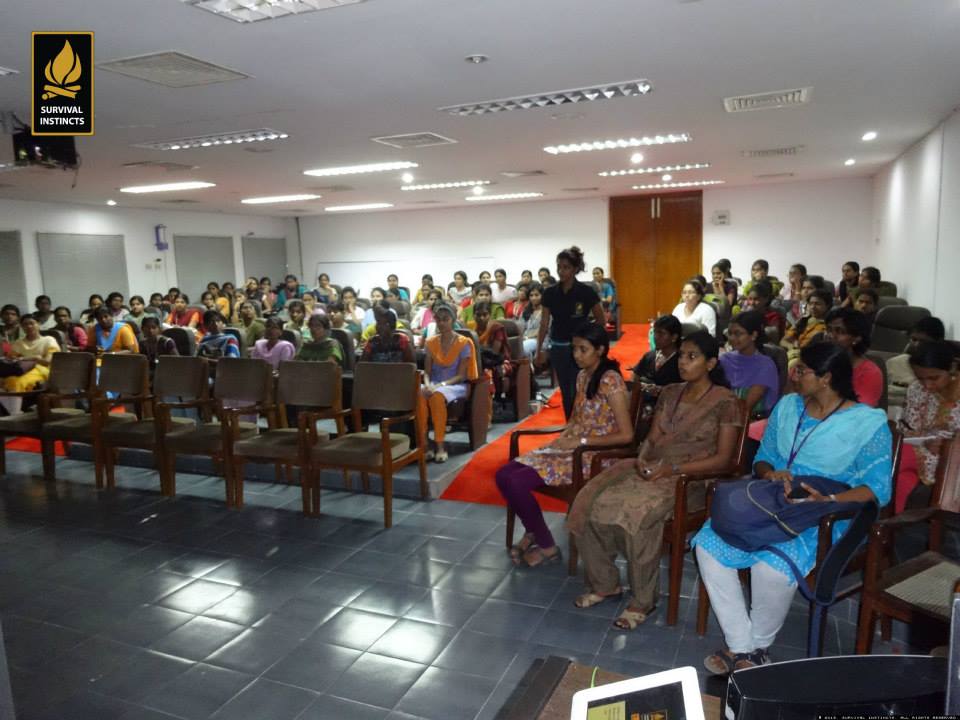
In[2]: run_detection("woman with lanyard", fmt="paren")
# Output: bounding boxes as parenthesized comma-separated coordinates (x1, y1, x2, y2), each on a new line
(536, 246, 605, 419)
(692, 341, 891, 674)
(86, 307, 139, 356)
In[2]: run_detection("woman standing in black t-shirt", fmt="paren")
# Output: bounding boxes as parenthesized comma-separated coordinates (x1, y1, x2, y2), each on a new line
(536, 246, 606, 418)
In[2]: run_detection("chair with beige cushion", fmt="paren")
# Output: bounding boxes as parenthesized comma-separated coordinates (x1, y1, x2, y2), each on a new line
(231, 360, 345, 513)
(40, 354, 149, 486)
(159, 357, 273, 502)
(307, 361, 427, 528)
(0, 352, 94, 478)
(99, 356, 209, 491)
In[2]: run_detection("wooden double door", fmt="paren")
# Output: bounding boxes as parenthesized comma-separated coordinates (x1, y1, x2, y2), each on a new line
(609, 191, 703, 323)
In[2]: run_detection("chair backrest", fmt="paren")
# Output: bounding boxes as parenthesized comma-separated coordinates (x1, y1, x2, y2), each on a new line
(933, 435, 960, 513)
(877, 296, 908, 309)
(762, 344, 789, 394)
(876, 280, 898, 297)
(154, 356, 209, 399)
(47, 352, 95, 394)
(386, 298, 411, 320)
(864, 351, 889, 410)
(143, 306, 162, 319)
(507, 335, 524, 361)
(98, 353, 149, 396)
(681, 322, 702, 337)
(277, 361, 341, 408)
(329, 328, 355, 371)
(821, 279, 836, 298)
(872, 306, 932, 353)
(499, 319, 522, 338)
(40, 329, 65, 350)
(162, 327, 196, 357)
(352, 361, 417, 412)
(247, 300, 263, 317)
(454, 329, 483, 377)
(223, 327, 243, 351)
(356, 298, 371, 310)
(212, 358, 273, 404)
(280, 329, 302, 351)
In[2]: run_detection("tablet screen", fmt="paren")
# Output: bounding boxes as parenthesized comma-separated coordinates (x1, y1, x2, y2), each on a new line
(585, 680, 686, 720)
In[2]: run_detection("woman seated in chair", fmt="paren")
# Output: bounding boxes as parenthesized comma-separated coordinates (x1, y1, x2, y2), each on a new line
(79, 294, 104, 325)
(780, 289, 831, 364)
(33, 295, 56, 331)
(361, 306, 415, 364)
(87, 307, 139, 355)
(569, 331, 740, 629)
(692, 342, 891, 673)
(495, 323, 633, 567)
(125, 296, 148, 329)
(740, 280, 785, 342)
(106, 292, 129, 321)
(721, 311, 780, 418)
(411, 288, 444, 334)
(631, 314, 682, 401)
(504, 283, 530, 323)
(824, 307, 882, 408)
(521, 284, 547, 358)
(53, 306, 88, 352)
(447, 271, 472, 306)
(313, 273, 338, 304)
(297, 314, 343, 366)
(328, 301, 361, 337)
(0, 314, 60, 416)
(283, 299, 312, 341)
(421, 304, 479, 463)
(894, 340, 960, 513)
(362, 287, 388, 331)
(340, 287, 365, 329)
(251, 317, 296, 371)
(672, 280, 717, 336)
(148, 293, 166, 315)
(139, 316, 178, 374)
(837, 261, 860, 307)
(166, 295, 200, 331)
(302, 293, 326, 319)
(709, 264, 738, 310)
(1, 304, 23, 350)
(473, 301, 513, 402)
(205, 282, 230, 317)
(196, 311, 240, 360)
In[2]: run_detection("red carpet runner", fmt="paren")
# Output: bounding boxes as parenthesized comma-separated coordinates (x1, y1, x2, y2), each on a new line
(440, 323, 650, 509)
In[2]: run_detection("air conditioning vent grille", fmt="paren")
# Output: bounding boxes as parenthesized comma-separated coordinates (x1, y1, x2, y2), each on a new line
(741, 145, 806, 158)
(754, 172, 796, 179)
(123, 161, 198, 172)
(371, 132, 457, 149)
(724, 87, 812, 113)
(499, 170, 546, 178)
(99, 51, 250, 87)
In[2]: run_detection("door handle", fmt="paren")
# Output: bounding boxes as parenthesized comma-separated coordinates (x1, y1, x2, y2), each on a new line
(650, 197, 655, 219)
(656, 197, 661, 218)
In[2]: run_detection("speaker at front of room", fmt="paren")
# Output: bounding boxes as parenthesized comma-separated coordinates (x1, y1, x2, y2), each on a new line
(724, 655, 946, 720)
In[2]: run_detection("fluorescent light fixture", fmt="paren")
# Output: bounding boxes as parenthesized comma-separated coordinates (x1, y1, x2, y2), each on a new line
(304, 161, 418, 177)
(599, 163, 710, 177)
(401, 172, 415, 184)
(324, 203, 394, 212)
(180, 0, 366, 24)
(439, 78, 652, 116)
(471, 185, 485, 196)
(401, 180, 491, 191)
(630, 152, 644, 164)
(241, 193, 322, 205)
(106, 200, 117, 206)
(0, 66, 19, 77)
(120, 181, 216, 194)
(631, 180, 725, 190)
(861, 131, 877, 142)
(844, 158, 856, 166)
(134, 129, 288, 151)
(544, 133, 690, 155)
(466, 192, 544, 202)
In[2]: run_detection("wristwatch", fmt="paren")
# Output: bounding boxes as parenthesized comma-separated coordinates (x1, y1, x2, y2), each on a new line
(580, 437, 588, 446)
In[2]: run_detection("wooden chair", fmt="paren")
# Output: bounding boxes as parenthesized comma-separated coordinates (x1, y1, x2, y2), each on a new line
(40, 354, 150, 487)
(162, 327, 196, 357)
(499, 320, 532, 421)
(98, 356, 209, 490)
(856, 435, 960, 653)
(505, 383, 647, 577)
(330, 328, 356, 371)
(449, 329, 492, 450)
(0, 352, 94, 477)
(231, 361, 345, 513)
(307, 361, 427, 528)
(158, 358, 273, 500)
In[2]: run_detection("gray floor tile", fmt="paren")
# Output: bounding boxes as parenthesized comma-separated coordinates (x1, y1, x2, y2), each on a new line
(200, 557, 276, 586)
(210, 678, 316, 720)
(434, 565, 509, 596)
(308, 607, 397, 651)
(404, 589, 486, 627)
(296, 571, 374, 605)
(100, 603, 195, 647)
(141, 663, 254, 719)
(298, 694, 389, 720)
(411, 536, 477, 563)
(349, 581, 429, 616)
(93, 648, 194, 703)
(433, 630, 519, 679)
(201, 586, 289, 625)
(263, 639, 361, 692)
(465, 598, 548, 641)
(332, 652, 427, 709)
(530, 608, 614, 656)
(151, 616, 248, 660)
(203, 626, 305, 675)
(397, 666, 498, 720)
(368, 618, 458, 665)
(156, 578, 237, 614)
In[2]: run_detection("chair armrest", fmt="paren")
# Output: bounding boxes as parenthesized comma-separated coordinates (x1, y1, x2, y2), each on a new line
(220, 403, 275, 419)
(509, 425, 565, 459)
(156, 398, 212, 411)
(0, 389, 45, 398)
(571, 441, 634, 488)
(381, 412, 416, 429)
(588, 447, 638, 477)
(875, 507, 940, 529)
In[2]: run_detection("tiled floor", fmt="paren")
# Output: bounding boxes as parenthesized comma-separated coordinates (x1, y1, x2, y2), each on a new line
(0, 449, 915, 720)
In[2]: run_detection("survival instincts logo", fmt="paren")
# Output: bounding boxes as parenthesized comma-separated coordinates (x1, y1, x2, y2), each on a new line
(32, 32, 94, 136)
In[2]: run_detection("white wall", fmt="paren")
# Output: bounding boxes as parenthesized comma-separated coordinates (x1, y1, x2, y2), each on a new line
(702, 177, 874, 283)
(0, 198, 289, 302)
(295, 197, 609, 295)
(873, 107, 960, 337)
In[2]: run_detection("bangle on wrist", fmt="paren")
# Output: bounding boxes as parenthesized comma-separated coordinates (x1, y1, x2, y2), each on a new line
(828, 493, 837, 502)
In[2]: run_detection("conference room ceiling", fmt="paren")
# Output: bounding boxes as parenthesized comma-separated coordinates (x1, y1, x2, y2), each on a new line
(0, 0, 959, 215)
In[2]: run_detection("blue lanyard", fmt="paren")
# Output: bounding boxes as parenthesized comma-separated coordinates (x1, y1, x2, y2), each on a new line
(787, 399, 844, 468)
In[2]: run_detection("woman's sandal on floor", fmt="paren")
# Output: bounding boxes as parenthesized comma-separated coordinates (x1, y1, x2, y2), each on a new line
(573, 589, 623, 609)
(703, 648, 770, 676)
(522, 545, 562, 568)
(508, 533, 536, 564)
(612, 606, 654, 630)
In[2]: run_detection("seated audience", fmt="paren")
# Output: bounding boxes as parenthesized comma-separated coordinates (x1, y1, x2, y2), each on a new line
(387, 273, 409, 301)
(887, 316, 946, 394)
(200, 291, 219, 315)
(297, 314, 343, 366)
(474, 301, 513, 401)
(328, 300, 361, 336)
(520, 270, 534, 284)
(420, 303, 479, 463)
(672, 280, 717, 335)
(693, 342, 891, 673)
(462, 283, 505, 326)
(777, 263, 806, 304)
(206, 282, 230, 317)
(0, 314, 59, 416)
(53, 306, 88, 351)
(361, 306, 415, 363)
(496, 323, 633, 567)
(362, 287, 387, 330)
(313, 273, 338, 304)
(339, 286, 365, 329)
(709, 264, 737, 309)
(504, 283, 529, 323)
(126, 296, 148, 328)
(275, 274, 307, 310)
(229, 289, 248, 324)
(106, 292, 128, 321)
(592, 267, 617, 310)
(780, 288, 832, 363)
(895, 341, 960, 513)
(825, 307, 883, 407)
(235, 301, 265, 349)
(283, 300, 311, 340)
(243, 276, 261, 301)
(87, 307, 139, 354)
(251, 317, 296, 370)
(148, 293, 166, 314)
(412, 288, 444, 333)
(631, 314, 682, 400)
(1, 305, 22, 349)
(302, 293, 325, 318)
(196, 311, 240, 360)
(164, 287, 181, 304)
(854, 287, 878, 325)
(413, 274, 435, 304)
(478, 271, 492, 284)
(259, 277, 277, 312)
(139, 316, 178, 373)
(721, 311, 780, 417)
(447, 271, 473, 305)
(79, 294, 104, 325)
(33, 295, 56, 330)
(783, 275, 826, 327)
(716, 258, 737, 286)
(570, 330, 740, 628)
(491, 269, 517, 305)
(537, 267, 557, 286)
(166, 295, 200, 331)
(837, 260, 860, 306)
(741, 259, 783, 301)
(741, 280, 785, 341)
(522, 284, 548, 357)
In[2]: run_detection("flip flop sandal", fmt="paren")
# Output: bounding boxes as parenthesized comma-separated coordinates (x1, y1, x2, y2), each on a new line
(434, 449, 448, 463)
(574, 590, 623, 609)
(612, 606, 653, 630)
(704, 648, 769, 676)
(509, 533, 536, 564)
(523, 545, 562, 568)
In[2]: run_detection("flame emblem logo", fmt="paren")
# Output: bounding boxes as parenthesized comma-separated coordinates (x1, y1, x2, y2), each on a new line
(41, 40, 82, 100)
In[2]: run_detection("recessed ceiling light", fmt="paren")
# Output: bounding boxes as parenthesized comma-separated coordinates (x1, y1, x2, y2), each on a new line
(324, 203, 394, 212)
(464, 54, 489, 64)
(304, 161, 418, 177)
(630, 152, 645, 164)
(180, 0, 366, 24)
(861, 131, 878, 142)
(134, 129, 288, 151)
(119, 181, 216, 193)
(544, 133, 690, 155)
(631, 180, 725, 190)
(599, 163, 710, 177)
(466, 192, 544, 202)
(401, 172, 415, 184)
(401, 180, 491, 191)
(471, 186, 485, 196)
(844, 158, 856, 166)
(440, 78, 652, 116)
(661, 174, 673, 181)
(241, 194, 322, 205)
(0, 66, 19, 77)
(105, 199, 117, 206)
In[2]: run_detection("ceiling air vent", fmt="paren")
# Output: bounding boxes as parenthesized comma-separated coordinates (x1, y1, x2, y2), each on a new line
(123, 161, 198, 172)
(160, 199, 201, 204)
(371, 132, 457, 149)
(181, 0, 366, 24)
(98, 51, 250, 87)
(406, 200, 444, 205)
(724, 87, 812, 113)
(562, 187, 599, 192)
(500, 170, 546, 178)
(741, 145, 805, 158)
(440, 79, 652, 116)
(308, 184, 353, 193)
(754, 172, 796, 179)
